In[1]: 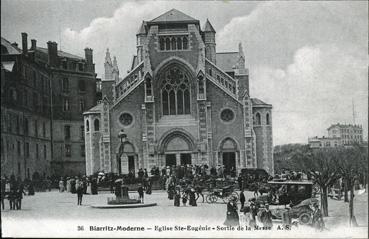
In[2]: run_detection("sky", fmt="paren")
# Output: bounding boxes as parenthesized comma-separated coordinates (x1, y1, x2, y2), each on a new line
(2, 0, 368, 146)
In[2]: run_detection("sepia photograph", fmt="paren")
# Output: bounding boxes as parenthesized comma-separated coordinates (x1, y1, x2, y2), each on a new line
(1, 0, 368, 238)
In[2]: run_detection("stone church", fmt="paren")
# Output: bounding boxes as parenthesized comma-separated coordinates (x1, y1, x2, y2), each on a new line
(84, 9, 273, 176)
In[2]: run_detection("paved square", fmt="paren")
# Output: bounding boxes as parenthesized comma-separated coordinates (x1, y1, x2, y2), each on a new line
(2, 189, 367, 237)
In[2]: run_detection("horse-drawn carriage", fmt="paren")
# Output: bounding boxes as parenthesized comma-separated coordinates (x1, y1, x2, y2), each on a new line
(206, 184, 239, 204)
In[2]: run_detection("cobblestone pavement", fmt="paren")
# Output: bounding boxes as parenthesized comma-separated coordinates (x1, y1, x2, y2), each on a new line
(1, 189, 367, 238)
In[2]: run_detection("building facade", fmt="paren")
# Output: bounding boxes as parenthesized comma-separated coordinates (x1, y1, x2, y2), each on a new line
(84, 9, 274, 176)
(308, 123, 363, 149)
(1, 33, 97, 178)
(1, 36, 52, 179)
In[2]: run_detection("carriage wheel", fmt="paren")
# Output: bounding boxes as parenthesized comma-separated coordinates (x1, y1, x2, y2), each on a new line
(206, 194, 217, 204)
(298, 212, 311, 225)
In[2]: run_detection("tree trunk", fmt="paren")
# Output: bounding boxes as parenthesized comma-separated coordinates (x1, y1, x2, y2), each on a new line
(349, 183, 357, 227)
(344, 179, 349, 202)
(321, 186, 329, 217)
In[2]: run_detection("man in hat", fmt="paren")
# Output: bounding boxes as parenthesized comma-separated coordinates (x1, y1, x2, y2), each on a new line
(137, 184, 144, 204)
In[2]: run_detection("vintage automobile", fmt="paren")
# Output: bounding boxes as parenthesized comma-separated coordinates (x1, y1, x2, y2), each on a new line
(269, 198, 318, 225)
(254, 180, 314, 206)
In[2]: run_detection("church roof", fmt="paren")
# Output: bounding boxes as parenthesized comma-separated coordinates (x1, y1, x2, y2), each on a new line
(203, 19, 216, 33)
(216, 52, 238, 72)
(1, 37, 22, 55)
(83, 103, 103, 115)
(149, 9, 198, 24)
(252, 98, 272, 108)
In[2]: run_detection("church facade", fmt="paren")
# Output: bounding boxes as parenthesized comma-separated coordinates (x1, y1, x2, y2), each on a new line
(84, 9, 274, 176)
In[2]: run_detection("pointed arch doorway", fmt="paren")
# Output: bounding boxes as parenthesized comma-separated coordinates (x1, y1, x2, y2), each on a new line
(159, 130, 196, 167)
(219, 138, 239, 177)
(117, 142, 137, 175)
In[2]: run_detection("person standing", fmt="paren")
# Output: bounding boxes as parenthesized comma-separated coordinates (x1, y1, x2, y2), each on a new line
(1, 177, 5, 210)
(312, 203, 324, 231)
(76, 182, 84, 205)
(174, 188, 181, 207)
(240, 190, 246, 209)
(224, 196, 239, 226)
(262, 204, 273, 228)
(189, 188, 197, 206)
(59, 178, 65, 192)
(137, 184, 144, 204)
(249, 200, 258, 227)
(16, 178, 26, 210)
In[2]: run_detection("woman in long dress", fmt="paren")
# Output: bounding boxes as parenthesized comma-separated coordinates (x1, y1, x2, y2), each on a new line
(66, 178, 71, 192)
(86, 179, 92, 194)
(224, 196, 239, 226)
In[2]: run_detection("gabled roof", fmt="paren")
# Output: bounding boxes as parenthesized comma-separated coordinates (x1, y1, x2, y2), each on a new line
(136, 21, 147, 35)
(149, 9, 198, 24)
(83, 103, 103, 115)
(252, 98, 272, 108)
(203, 19, 216, 33)
(35, 47, 84, 60)
(1, 37, 22, 55)
(216, 52, 238, 72)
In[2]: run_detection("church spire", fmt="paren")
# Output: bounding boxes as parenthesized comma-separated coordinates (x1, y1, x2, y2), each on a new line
(204, 19, 216, 33)
(113, 56, 118, 70)
(105, 48, 112, 65)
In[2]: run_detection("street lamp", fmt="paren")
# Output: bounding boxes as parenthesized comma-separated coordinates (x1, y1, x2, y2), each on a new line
(118, 129, 127, 175)
(118, 129, 127, 143)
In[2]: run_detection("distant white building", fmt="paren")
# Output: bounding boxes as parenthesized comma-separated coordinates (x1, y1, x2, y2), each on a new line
(308, 123, 363, 149)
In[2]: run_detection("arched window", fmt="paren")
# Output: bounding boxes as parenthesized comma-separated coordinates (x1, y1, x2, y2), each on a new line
(94, 119, 99, 131)
(145, 77, 152, 96)
(160, 38, 165, 51)
(183, 36, 188, 49)
(198, 75, 204, 94)
(266, 113, 270, 125)
(161, 67, 191, 115)
(165, 38, 170, 50)
(256, 113, 261, 125)
(171, 38, 176, 50)
(177, 37, 182, 50)
(86, 120, 89, 132)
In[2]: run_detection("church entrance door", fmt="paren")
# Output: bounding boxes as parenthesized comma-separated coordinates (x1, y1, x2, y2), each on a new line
(180, 153, 192, 165)
(128, 156, 135, 173)
(165, 154, 176, 166)
(222, 152, 236, 176)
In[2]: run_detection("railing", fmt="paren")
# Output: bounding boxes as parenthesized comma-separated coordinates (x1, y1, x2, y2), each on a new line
(205, 59, 237, 97)
(115, 62, 144, 99)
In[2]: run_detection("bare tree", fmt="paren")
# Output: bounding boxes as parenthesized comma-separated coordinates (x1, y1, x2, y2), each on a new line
(336, 145, 368, 227)
(292, 148, 340, 217)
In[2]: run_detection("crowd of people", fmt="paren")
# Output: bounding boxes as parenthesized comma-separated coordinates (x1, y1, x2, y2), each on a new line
(58, 176, 100, 205)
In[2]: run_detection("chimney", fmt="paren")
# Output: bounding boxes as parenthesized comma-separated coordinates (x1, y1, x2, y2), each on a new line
(21, 32, 28, 55)
(31, 39, 37, 50)
(47, 41, 58, 67)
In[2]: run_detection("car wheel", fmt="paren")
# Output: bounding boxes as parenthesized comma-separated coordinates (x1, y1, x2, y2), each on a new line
(298, 212, 311, 225)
